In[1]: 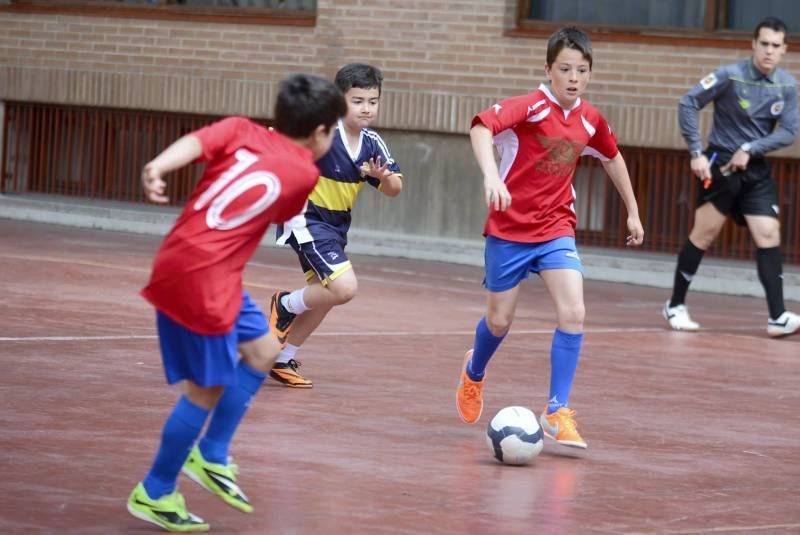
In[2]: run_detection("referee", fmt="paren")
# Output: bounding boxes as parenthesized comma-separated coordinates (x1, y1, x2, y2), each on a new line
(663, 16, 800, 337)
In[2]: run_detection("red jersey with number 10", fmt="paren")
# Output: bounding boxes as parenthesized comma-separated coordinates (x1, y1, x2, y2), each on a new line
(472, 83, 619, 243)
(141, 117, 319, 335)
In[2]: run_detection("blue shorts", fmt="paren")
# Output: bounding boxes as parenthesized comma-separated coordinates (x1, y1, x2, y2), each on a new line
(286, 234, 353, 286)
(484, 235, 584, 292)
(156, 292, 269, 387)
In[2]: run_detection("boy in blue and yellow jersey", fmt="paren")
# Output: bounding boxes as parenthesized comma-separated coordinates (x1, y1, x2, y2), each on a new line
(270, 63, 403, 387)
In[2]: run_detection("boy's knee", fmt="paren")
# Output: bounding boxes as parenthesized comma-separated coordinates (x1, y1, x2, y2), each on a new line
(328, 278, 357, 304)
(486, 314, 512, 336)
(240, 335, 281, 374)
(185, 384, 224, 410)
(557, 303, 585, 329)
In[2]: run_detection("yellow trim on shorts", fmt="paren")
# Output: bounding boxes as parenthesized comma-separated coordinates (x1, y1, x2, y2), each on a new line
(305, 261, 353, 287)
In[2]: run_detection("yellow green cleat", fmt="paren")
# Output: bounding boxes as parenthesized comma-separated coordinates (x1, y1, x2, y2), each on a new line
(182, 445, 253, 513)
(126, 482, 209, 532)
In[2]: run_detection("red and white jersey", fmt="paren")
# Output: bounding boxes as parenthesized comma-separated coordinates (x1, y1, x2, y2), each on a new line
(141, 117, 319, 335)
(472, 83, 618, 243)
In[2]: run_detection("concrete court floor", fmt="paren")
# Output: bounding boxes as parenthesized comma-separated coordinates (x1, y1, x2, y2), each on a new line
(0, 219, 798, 534)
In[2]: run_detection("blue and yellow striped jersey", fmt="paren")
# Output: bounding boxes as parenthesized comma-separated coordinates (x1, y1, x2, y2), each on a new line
(277, 120, 402, 245)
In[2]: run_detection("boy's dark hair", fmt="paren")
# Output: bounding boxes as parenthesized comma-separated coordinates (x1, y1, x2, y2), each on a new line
(334, 63, 384, 95)
(754, 16, 788, 43)
(546, 26, 593, 69)
(274, 74, 347, 138)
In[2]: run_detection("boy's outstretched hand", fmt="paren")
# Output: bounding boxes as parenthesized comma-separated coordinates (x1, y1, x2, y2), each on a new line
(626, 215, 644, 246)
(363, 156, 392, 181)
(142, 164, 169, 204)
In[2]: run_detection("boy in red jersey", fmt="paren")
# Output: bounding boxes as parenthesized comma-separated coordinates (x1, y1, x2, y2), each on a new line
(126, 74, 346, 532)
(455, 27, 644, 450)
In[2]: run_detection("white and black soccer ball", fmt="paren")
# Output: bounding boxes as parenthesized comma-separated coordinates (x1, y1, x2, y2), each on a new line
(485, 406, 544, 465)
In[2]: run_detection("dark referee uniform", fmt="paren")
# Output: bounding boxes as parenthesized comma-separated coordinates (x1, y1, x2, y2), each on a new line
(678, 58, 798, 224)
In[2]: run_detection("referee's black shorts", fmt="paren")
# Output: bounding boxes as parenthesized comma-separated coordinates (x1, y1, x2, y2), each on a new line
(698, 147, 780, 226)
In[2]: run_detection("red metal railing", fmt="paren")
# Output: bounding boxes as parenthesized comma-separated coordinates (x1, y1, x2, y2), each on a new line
(571, 148, 800, 264)
(2, 101, 799, 264)
(1, 101, 232, 205)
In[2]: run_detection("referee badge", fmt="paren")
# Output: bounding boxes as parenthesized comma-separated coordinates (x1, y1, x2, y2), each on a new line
(700, 73, 717, 90)
(771, 100, 784, 115)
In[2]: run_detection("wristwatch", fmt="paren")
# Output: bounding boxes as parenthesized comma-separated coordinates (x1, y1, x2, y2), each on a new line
(690, 149, 703, 159)
(741, 142, 752, 154)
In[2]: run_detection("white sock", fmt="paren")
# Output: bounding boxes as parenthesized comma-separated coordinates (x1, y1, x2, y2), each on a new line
(280, 287, 310, 314)
(275, 343, 299, 365)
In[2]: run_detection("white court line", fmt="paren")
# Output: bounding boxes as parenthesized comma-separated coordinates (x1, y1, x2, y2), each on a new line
(1, 254, 772, 340)
(0, 326, 761, 343)
(0, 335, 157, 342)
(248, 260, 481, 294)
(2, 253, 480, 295)
(1, 253, 151, 274)
(628, 522, 800, 534)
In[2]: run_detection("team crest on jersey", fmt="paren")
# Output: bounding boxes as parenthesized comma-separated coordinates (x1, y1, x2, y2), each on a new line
(493, 103, 502, 114)
(700, 73, 717, 90)
(535, 135, 585, 177)
(771, 100, 784, 115)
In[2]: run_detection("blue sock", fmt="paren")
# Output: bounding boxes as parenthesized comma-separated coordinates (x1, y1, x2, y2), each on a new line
(547, 328, 584, 414)
(198, 361, 266, 465)
(466, 316, 506, 381)
(143, 396, 210, 500)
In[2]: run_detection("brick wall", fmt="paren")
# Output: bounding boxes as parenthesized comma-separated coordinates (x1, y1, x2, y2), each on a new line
(1, 0, 799, 155)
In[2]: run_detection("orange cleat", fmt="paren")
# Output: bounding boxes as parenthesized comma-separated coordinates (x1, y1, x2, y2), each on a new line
(268, 291, 296, 349)
(540, 407, 587, 449)
(269, 359, 312, 388)
(456, 349, 484, 424)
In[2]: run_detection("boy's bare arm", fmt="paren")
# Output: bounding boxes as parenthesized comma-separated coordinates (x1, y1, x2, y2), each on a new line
(380, 172, 403, 197)
(601, 152, 644, 246)
(470, 124, 510, 211)
(142, 135, 203, 204)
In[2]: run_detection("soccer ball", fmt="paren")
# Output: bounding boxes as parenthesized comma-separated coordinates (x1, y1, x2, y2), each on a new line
(485, 406, 544, 465)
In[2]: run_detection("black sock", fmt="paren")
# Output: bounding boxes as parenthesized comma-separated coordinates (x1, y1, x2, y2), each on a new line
(756, 246, 785, 319)
(669, 240, 705, 308)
